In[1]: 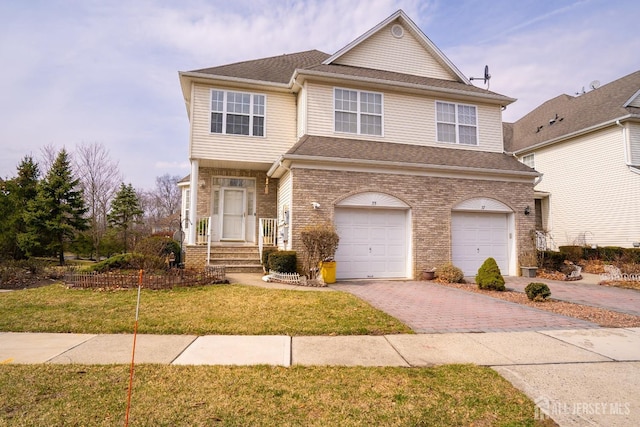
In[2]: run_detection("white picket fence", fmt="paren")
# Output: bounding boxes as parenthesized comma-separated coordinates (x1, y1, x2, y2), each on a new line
(600, 265, 640, 282)
(268, 270, 303, 285)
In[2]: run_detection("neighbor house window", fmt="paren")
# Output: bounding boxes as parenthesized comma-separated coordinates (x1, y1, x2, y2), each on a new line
(436, 101, 478, 145)
(334, 88, 382, 135)
(211, 90, 265, 136)
(521, 153, 535, 168)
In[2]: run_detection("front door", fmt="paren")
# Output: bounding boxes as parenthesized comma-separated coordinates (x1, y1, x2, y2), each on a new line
(221, 188, 245, 241)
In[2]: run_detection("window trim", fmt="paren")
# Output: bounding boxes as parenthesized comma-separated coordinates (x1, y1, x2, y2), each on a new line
(333, 87, 384, 136)
(435, 100, 479, 146)
(210, 89, 266, 137)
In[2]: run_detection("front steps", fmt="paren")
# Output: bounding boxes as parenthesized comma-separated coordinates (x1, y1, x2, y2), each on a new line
(208, 245, 268, 273)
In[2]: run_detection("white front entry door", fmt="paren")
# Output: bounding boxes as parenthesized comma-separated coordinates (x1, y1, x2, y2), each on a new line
(451, 212, 509, 276)
(221, 188, 245, 241)
(335, 208, 408, 279)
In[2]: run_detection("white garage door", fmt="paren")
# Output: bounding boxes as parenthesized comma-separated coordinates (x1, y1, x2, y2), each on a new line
(334, 208, 408, 279)
(452, 212, 509, 276)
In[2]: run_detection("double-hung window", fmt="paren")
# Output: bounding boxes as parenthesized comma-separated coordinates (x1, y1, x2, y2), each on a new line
(211, 90, 265, 136)
(436, 101, 478, 145)
(521, 153, 535, 168)
(334, 88, 383, 136)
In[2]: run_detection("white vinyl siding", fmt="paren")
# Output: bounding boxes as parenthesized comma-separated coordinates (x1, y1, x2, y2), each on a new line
(334, 22, 457, 81)
(305, 82, 504, 153)
(630, 123, 640, 165)
(436, 101, 478, 145)
(210, 89, 265, 137)
(533, 127, 640, 248)
(334, 88, 383, 136)
(277, 171, 293, 249)
(190, 84, 297, 163)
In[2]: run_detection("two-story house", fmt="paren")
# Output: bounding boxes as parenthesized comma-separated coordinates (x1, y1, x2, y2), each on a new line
(506, 70, 640, 250)
(178, 10, 538, 278)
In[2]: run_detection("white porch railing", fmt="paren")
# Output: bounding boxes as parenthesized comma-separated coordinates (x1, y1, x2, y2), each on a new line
(259, 218, 278, 261)
(196, 216, 212, 265)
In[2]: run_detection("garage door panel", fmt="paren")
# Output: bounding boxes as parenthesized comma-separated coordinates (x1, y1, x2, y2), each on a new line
(335, 208, 408, 279)
(452, 212, 509, 276)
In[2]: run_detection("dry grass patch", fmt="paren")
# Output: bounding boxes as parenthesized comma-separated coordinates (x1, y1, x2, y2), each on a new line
(0, 284, 411, 335)
(0, 364, 554, 426)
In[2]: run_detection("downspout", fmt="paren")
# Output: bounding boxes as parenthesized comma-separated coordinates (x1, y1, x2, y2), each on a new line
(616, 120, 640, 175)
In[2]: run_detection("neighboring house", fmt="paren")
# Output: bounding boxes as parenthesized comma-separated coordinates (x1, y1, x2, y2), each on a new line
(178, 10, 538, 278)
(505, 71, 640, 250)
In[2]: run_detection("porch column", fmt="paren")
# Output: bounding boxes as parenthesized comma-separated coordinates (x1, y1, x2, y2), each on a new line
(187, 159, 199, 245)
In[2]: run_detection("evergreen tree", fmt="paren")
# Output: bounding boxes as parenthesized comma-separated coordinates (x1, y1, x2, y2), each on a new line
(107, 183, 143, 253)
(0, 156, 40, 259)
(20, 149, 88, 265)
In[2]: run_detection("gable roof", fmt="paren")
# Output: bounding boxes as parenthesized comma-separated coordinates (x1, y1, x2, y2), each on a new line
(506, 70, 640, 153)
(268, 135, 537, 179)
(324, 10, 469, 84)
(179, 10, 514, 106)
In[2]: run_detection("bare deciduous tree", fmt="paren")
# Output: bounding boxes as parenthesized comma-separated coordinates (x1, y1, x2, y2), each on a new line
(74, 142, 122, 259)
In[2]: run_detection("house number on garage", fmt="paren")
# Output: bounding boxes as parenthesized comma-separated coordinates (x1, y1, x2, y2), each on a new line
(371, 201, 377, 206)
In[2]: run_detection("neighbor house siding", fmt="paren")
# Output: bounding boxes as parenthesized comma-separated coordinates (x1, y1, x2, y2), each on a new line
(190, 83, 298, 163)
(334, 22, 456, 81)
(629, 123, 640, 165)
(305, 82, 504, 152)
(288, 168, 534, 278)
(533, 127, 640, 247)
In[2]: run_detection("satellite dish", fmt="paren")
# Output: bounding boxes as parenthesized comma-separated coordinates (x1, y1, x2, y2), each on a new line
(589, 80, 600, 90)
(469, 65, 491, 88)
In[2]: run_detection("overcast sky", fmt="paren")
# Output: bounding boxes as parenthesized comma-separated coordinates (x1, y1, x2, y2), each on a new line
(1, 0, 638, 189)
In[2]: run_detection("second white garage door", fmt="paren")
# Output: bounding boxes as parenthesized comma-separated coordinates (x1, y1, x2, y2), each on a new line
(451, 212, 509, 276)
(334, 208, 408, 279)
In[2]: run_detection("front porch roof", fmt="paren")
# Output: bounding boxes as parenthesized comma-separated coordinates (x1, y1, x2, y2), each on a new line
(267, 135, 540, 180)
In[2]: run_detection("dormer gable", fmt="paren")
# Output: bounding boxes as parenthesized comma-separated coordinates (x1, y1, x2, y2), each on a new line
(624, 89, 640, 108)
(323, 10, 468, 83)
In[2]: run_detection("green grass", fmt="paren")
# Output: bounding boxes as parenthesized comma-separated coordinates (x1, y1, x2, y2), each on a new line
(0, 364, 553, 426)
(0, 284, 412, 335)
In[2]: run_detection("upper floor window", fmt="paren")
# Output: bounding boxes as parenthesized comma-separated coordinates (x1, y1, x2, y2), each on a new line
(211, 90, 265, 136)
(334, 88, 383, 136)
(436, 101, 477, 145)
(521, 153, 535, 168)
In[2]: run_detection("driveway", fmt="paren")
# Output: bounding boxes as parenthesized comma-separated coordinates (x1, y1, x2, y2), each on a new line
(332, 281, 599, 333)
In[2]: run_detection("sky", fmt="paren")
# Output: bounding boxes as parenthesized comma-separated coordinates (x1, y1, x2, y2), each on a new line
(1, 0, 639, 189)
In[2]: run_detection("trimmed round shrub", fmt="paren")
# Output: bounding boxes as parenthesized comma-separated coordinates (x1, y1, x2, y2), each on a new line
(261, 247, 278, 267)
(475, 257, 505, 291)
(525, 282, 551, 301)
(436, 263, 465, 283)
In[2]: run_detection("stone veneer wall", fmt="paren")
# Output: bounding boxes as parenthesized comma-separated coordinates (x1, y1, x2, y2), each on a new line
(289, 168, 536, 278)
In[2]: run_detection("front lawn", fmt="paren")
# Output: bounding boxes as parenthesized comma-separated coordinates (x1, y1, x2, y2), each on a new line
(0, 283, 411, 335)
(0, 364, 552, 426)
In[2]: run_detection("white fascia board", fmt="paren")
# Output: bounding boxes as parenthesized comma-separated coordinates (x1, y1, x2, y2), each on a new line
(179, 71, 291, 92)
(623, 89, 640, 107)
(281, 154, 540, 182)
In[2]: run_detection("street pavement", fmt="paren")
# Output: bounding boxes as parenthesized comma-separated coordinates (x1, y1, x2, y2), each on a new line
(1, 273, 639, 426)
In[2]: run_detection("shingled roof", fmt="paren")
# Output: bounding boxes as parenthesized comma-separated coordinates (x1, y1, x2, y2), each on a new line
(187, 50, 513, 102)
(506, 70, 640, 153)
(191, 49, 330, 84)
(283, 135, 537, 175)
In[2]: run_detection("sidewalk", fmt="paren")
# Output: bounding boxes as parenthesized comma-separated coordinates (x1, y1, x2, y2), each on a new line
(2, 329, 639, 426)
(2, 328, 639, 367)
